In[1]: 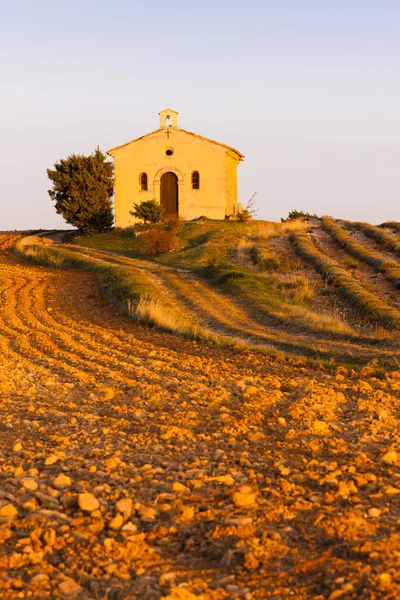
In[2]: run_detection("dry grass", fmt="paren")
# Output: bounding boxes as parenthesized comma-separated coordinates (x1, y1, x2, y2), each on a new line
(291, 232, 400, 329)
(322, 218, 400, 289)
(255, 219, 310, 241)
(350, 221, 400, 257)
(293, 278, 315, 305)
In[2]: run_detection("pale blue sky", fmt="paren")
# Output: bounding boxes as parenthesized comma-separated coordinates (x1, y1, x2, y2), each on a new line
(1, 0, 399, 229)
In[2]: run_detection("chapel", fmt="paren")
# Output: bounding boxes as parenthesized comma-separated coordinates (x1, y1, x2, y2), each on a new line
(107, 109, 244, 228)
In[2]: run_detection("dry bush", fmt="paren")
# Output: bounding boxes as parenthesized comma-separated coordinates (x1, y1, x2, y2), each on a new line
(140, 221, 180, 255)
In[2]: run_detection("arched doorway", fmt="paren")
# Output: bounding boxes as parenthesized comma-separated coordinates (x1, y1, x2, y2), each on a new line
(160, 172, 178, 218)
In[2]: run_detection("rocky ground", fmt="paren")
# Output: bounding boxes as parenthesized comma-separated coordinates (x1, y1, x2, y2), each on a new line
(1, 248, 400, 599)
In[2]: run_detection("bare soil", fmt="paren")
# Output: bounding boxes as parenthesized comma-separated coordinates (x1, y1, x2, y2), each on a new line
(1, 244, 400, 599)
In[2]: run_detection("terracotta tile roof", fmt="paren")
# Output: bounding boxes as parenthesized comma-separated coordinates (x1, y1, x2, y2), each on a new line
(107, 128, 244, 160)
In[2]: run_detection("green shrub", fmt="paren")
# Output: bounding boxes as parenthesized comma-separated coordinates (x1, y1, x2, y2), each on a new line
(130, 199, 164, 224)
(281, 210, 318, 222)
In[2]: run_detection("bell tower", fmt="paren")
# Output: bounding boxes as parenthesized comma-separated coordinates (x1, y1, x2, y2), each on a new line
(159, 108, 179, 129)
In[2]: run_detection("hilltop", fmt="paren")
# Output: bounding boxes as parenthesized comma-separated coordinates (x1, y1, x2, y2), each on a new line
(20, 216, 400, 369)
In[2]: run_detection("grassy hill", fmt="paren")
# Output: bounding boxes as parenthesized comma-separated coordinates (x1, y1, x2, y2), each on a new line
(15, 217, 400, 368)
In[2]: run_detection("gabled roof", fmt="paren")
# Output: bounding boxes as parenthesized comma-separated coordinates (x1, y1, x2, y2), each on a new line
(107, 128, 244, 160)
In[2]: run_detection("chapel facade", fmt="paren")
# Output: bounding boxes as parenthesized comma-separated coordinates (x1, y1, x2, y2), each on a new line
(107, 109, 244, 228)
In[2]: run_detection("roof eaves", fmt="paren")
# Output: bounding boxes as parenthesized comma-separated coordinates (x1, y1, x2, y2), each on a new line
(107, 129, 162, 155)
(178, 128, 244, 160)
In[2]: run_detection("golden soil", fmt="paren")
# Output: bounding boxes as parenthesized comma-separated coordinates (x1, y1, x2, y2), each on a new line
(1, 247, 400, 599)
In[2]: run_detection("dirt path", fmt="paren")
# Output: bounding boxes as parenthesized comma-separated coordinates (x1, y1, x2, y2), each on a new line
(1, 248, 400, 599)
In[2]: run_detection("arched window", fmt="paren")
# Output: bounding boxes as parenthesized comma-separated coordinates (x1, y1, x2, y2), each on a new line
(191, 171, 200, 190)
(139, 172, 148, 191)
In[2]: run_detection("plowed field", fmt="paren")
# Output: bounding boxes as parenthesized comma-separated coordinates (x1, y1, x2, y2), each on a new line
(1, 234, 400, 599)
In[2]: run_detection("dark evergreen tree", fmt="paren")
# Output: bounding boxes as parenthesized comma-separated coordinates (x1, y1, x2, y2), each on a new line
(47, 147, 114, 232)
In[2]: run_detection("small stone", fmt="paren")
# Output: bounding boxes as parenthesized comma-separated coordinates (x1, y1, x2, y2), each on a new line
(378, 410, 388, 421)
(43, 528, 56, 546)
(109, 514, 124, 530)
(139, 506, 157, 522)
(213, 475, 235, 486)
(245, 386, 258, 396)
(45, 454, 59, 466)
(312, 420, 330, 434)
(220, 549, 234, 567)
(23, 478, 38, 492)
(36, 491, 59, 507)
(121, 522, 138, 533)
(382, 451, 397, 465)
(159, 572, 177, 586)
(58, 578, 83, 596)
(232, 485, 257, 508)
(0, 504, 17, 519)
(244, 552, 259, 570)
(368, 507, 381, 518)
(378, 573, 392, 588)
(53, 474, 72, 490)
(104, 537, 114, 550)
(228, 517, 253, 526)
(385, 485, 400, 495)
(30, 574, 50, 586)
(172, 482, 189, 493)
(179, 506, 195, 522)
(13, 442, 22, 452)
(163, 589, 197, 600)
(116, 498, 133, 517)
(78, 492, 99, 512)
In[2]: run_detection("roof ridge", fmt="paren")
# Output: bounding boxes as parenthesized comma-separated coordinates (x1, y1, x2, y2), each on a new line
(107, 128, 244, 160)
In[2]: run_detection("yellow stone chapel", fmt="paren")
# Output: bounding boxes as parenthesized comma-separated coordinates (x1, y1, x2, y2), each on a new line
(107, 109, 244, 228)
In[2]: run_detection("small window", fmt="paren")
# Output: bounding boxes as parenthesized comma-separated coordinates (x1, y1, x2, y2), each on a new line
(191, 171, 200, 190)
(139, 172, 148, 191)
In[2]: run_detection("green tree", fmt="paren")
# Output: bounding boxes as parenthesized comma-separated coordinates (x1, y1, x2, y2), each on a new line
(130, 199, 164, 224)
(47, 147, 114, 233)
